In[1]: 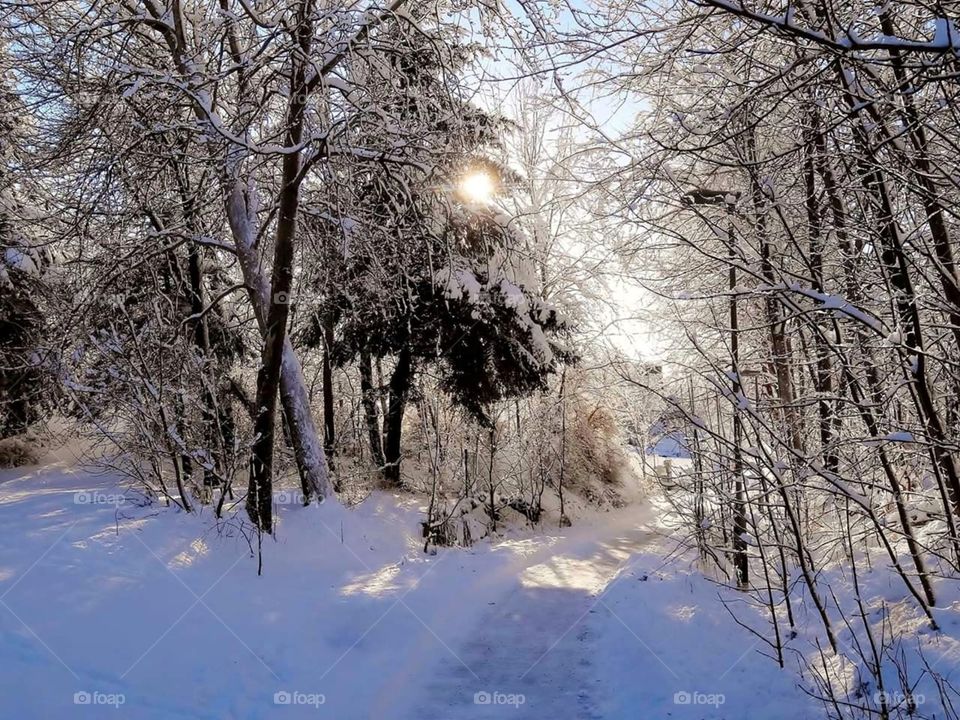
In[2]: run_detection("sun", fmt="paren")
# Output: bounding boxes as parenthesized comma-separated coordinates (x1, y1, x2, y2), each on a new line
(459, 171, 496, 203)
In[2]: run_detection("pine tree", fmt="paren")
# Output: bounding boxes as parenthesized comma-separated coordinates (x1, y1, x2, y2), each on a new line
(302, 20, 574, 484)
(0, 63, 49, 438)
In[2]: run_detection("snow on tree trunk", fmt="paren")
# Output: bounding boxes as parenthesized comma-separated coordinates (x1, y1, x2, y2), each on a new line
(226, 182, 334, 506)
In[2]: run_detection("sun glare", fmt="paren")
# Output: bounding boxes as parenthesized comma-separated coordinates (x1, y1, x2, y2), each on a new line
(459, 171, 495, 203)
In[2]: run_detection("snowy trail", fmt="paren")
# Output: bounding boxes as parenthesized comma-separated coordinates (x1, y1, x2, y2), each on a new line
(383, 503, 816, 720)
(389, 521, 656, 719)
(0, 456, 815, 719)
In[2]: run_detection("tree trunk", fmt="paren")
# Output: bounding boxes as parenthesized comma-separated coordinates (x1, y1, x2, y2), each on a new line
(383, 345, 412, 486)
(359, 350, 386, 469)
(232, 5, 328, 529)
(801, 120, 839, 474)
(729, 226, 748, 589)
(322, 313, 336, 457)
(227, 185, 333, 505)
(835, 59, 960, 520)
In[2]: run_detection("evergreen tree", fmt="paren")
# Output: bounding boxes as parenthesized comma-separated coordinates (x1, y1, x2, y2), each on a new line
(302, 19, 573, 484)
(0, 63, 50, 438)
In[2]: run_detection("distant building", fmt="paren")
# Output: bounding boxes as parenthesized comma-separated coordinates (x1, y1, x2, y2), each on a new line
(645, 419, 691, 460)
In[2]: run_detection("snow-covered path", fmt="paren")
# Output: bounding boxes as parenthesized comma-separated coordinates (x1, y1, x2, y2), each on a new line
(386, 508, 814, 720)
(0, 456, 815, 719)
(385, 519, 656, 719)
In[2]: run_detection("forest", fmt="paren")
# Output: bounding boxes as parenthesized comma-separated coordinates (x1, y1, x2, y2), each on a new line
(1, 0, 960, 718)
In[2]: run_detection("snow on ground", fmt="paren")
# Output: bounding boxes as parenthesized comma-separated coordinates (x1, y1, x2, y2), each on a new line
(592, 522, 818, 719)
(0, 452, 815, 719)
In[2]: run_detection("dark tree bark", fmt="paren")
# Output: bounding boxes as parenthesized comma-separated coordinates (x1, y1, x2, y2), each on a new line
(810, 135, 938, 609)
(322, 312, 336, 457)
(801, 119, 839, 474)
(359, 349, 386, 469)
(382, 345, 412, 485)
(834, 58, 960, 523)
(728, 212, 748, 589)
(246, 0, 314, 530)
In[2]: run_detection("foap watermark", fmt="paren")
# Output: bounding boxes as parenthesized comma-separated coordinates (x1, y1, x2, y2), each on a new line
(674, 690, 725, 708)
(273, 690, 325, 708)
(274, 490, 308, 506)
(875, 691, 925, 709)
(74, 491, 126, 507)
(473, 690, 526, 708)
(73, 690, 125, 708)
(273, 290, 323, 307)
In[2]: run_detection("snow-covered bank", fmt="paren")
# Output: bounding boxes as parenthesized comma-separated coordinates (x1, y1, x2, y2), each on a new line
(0, 457, 476, 718)
(592, 520, 819, 719)
(0, 457, 835, 718)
